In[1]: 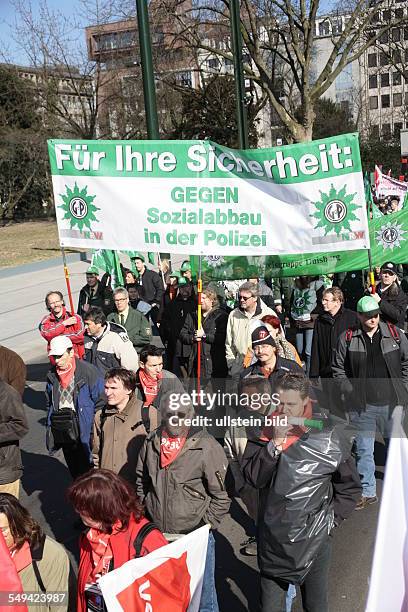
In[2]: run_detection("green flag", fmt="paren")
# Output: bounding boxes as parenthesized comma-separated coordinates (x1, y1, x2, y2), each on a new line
(91, 250, 124, 288)
(365, 173, 382, 219)
(193, 207, 408, 280)
(148, 252, 156, 265)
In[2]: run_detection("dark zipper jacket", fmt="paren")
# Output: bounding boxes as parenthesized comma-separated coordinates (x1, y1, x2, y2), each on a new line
(0, 381, 28, 485)
(310, 306, 359, 378)
(136, 427, 230, 534)
(332, 320, 408, 412)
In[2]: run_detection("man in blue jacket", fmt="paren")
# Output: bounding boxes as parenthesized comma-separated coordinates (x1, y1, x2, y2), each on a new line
(46, 336, 105, 478)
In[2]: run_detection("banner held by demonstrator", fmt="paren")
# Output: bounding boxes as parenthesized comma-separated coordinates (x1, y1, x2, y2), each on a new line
(47, 134, 369, 256)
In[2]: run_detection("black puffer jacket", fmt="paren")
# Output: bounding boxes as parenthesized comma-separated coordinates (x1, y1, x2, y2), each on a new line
(160, 296, 197, 360)
(0, 381, 28, 485)
(310, 307, 359, 378)
(375, 282, 408, 329)
(180, 307, 229, 379)
(242, 414, 360, 583)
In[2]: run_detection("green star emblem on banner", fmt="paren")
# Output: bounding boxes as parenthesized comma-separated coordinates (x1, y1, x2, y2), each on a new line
(311, 184, 360, 236)
(59, 183, 100, 231)
(293, 290, 312, 315)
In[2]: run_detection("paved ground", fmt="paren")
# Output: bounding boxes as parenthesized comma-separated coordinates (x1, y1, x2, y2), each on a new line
(1, 259, 382, 611)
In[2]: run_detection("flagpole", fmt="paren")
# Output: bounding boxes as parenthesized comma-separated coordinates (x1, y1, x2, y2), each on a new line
(197, 254, 202, 396)
(367, 173, 376, 294)
(61, 247, 75, 314)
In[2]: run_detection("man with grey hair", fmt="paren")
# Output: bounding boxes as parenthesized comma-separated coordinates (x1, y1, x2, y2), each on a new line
(108, 287, 152, 353)
(226, 281, 276, 383)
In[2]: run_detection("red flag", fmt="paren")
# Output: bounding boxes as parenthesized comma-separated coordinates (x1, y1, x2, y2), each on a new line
(117, 552, 190, 612)
(0, 531, 28, 612)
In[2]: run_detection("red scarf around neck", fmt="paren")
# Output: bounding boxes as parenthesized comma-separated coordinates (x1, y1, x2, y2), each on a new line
(56, 357, 76, 389)
(160, 430, 187, 467)
(139, 369, 162, 406)
(86, 520, 122, 583)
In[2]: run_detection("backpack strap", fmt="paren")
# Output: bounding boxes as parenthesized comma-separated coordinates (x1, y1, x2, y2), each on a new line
(387, 322, 400, 343)
(133, 522, 160, 558)
(345, 328, 354, 345)
(99, 406, 108, 462)
(32, 560, 46, 593)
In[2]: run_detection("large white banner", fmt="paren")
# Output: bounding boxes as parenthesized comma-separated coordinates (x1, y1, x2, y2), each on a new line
(98, 525, 209, 611)
(365, 407, 408, 612)
(48, 135, 370, 256)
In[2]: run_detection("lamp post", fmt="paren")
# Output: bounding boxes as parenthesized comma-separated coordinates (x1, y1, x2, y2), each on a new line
(229, 0, 249, 149)
(135, 0, 160, 139)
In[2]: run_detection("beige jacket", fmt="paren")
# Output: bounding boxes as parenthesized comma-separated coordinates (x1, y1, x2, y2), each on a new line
(225, 299, 276, 379)
(92, 394, 159, 482)
(19, 536, 70, 612)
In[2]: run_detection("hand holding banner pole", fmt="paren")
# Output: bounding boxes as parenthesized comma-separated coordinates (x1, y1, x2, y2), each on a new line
(61, 247, 75, 313)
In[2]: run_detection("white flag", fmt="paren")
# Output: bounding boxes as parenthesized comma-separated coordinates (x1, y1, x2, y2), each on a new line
(366, 406, 408, 611)
(98, 525, 210, 612)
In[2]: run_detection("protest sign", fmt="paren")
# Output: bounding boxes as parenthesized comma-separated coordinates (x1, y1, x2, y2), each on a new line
(48, 134, 369, 256)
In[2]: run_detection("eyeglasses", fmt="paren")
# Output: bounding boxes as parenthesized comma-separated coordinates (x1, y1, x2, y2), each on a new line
(48, 301, 62, 307)
(114, 298, 127, 303)
(239, 295, 253, 301)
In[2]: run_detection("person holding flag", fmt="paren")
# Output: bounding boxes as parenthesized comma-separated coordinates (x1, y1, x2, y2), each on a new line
(242, 373, 360, 611)
(369, 262, 408, 329)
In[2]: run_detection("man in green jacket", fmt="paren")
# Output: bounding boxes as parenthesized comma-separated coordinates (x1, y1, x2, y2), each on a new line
(108, 287, 152, 353)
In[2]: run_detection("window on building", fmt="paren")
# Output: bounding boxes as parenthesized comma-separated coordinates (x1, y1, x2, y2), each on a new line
(404, 27, 408, 40)
(381, 94, 390, 108)
(405, 49, 408, 63)
(175, 71, 192, 87)
(208, 57, 220, 70)
(379, 31, 388, 44)
(393, 49, 402, 63)
(373, 12, 381, 22)
(318, 20, 330, 36)
(371, 125, 380, 138)
(382, 9, 391, 22)
(381, 73, 390, 87)
(368, 53, 377, 67)
(392, 28, 401, 42)
(395, 8, 404, 19)
(405, 70, 408, 83)
(224, 57, 233, 67)
(369, 96, 378, 109)
(393, 71, 402, 85)
(393, 93, 403, 106)
(369, 74, 377, 88)
(394, 123, 403, 138)
(332, 18, 343, 34)
(242, 54, 250, 65)
(382, 123, 391, 139)
(379, 53, 389, 66)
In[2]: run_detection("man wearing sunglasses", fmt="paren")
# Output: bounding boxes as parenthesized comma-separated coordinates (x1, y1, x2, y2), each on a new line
(369, 261, 407, 329)
(226, 281, 276, 385)
(333, 295, 408, 510)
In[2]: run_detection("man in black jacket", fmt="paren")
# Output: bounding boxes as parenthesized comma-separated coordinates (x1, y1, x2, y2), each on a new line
(242, 373, 360, 612)
(0, 379, 28, 498)
(77, 267, 114, 318)
(131, 254, 164, 331)
(370, 261, 408, 329)
(333, 295, 408, 510)
(159, 279, 196, 376)
(310, 287, 359, 417)
(240, 324, 302, 387)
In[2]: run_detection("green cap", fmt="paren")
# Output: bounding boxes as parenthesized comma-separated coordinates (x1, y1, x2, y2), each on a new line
(180, 261, 191, 272)
(86, 266, 99, 275)
(178, 276, 188, 286)
(130, 253, 145, 262)
(357, 295, 380, 316)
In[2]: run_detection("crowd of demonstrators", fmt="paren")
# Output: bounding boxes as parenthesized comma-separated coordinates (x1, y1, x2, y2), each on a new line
(4, 256, 408, 611)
